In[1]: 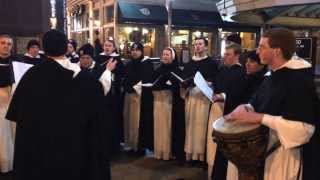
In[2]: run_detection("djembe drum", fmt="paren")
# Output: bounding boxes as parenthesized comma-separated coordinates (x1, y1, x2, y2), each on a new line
(212, 117, 269, 180)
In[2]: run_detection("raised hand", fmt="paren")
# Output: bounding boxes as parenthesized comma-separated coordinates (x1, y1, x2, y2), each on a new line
(106, 58, 117, 71)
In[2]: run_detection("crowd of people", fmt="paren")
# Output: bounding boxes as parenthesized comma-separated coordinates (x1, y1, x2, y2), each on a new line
(0, 28, 319, 180)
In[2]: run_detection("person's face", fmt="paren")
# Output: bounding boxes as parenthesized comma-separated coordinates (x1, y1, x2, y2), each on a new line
(257, 37, 275, 65)
(246, 58, 264, 75)
(103, 41, 115, 55)
(0, 37, 13, 58)
(131, 49, 142, 60)
(80, 55, 93, 69)
(161, 49, 173, 64)
(28, 45, 40, 57)
(194, 39, 207, 55)
(223, 48, 239, 66)
(67, 43, 75, 54)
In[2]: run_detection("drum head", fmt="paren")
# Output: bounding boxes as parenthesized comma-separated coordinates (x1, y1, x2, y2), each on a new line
(213, 116, 260, 134)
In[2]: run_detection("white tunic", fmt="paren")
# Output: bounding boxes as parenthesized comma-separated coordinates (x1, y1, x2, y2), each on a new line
(226, 59, 315, 180)
(0, 86, 14, 173)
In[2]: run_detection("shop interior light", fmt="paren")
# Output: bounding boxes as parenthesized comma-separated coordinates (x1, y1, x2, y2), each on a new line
(194, 31, 201, 37)
(133, 27, 139, 31)
(178, 30, 189, 34)
(50, 17, 57, 29)
(94, 20, 101, 27)
(124, 27, 133, 34)
(240, 32, 244, 38)
(142, 28, 149, 35)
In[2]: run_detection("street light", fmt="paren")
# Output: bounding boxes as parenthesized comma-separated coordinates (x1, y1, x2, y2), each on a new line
(166, 0, 174, 47)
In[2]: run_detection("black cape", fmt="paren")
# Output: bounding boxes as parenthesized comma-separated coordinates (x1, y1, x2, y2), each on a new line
(6, 59, 111, 180)
(215, 64, 247, 115)
(95, 54, 125, 155)
(250, 67, 320, 180)
(0, 56, 14, 87)
(132, 58, 158, 151)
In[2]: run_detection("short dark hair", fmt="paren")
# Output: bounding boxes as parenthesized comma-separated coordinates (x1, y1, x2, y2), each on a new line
(262, 28, 296, 60)
(225, 43, 242, 55)
(42, 30, 68, 56)
(194, 37, 208, 46)
(68, 39, 77, 50)
(27, 40, 40, 50)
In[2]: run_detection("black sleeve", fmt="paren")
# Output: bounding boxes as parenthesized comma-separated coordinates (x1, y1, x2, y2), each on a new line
(123, 62, 139, 93)
(214, 68, 225, 94)
(6, 68, 32, 122)
(181, 62, 195, 88)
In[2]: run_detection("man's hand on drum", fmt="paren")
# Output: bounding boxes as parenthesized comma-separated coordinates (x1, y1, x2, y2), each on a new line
(224, 104, 263, 124)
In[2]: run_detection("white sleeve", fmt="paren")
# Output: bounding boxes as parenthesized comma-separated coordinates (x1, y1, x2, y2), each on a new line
(99, 70, 112, 95)
(262, 114, 315, 149)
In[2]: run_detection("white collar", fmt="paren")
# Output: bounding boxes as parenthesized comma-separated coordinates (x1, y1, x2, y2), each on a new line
(53, 57, 81, 78)
(99, 52, 120, 57)
(25, 53, 40, 59)
(275, 58, 311, 71)
(192, 55, 208, 61)
(141, 56, 150, 62)
(89, 61, 96, 69)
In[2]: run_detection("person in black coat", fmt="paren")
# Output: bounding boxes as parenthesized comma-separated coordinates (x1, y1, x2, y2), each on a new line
(66, 39, 79, 63)
(212, 43, 247, 180)
(95, 39, 125, 156)
(151, 47, 185, 161)
(243, 50, 268, 102)
(18, 40, 43, 65)
(6, 30, 111, 180)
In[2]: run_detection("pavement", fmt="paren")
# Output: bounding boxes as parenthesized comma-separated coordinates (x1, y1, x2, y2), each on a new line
(0, 154, 207, 180)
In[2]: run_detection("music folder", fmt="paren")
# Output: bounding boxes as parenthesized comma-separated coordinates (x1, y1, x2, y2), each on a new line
(138, 75, 163, 87)
(194, 71, 214, 103)
(170, 72, 193, 84)
(100, 54, 120, 66)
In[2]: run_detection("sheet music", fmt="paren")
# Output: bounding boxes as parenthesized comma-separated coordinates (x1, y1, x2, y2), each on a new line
(170, 72, 184, 82)
(194, 71, 214, 103)
(138, 75, 163, 87)
(12, 61, 33, 84)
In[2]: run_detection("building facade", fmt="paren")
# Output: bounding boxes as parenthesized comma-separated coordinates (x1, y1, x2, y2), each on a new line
(67, 0, 260, 59)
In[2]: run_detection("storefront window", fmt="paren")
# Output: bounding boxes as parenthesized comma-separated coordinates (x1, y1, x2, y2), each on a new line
(71, 30, 90, 47)
(72, 16, 82, 31)
(103, 27, 114, 41)
(220, 31, 256, 57)
(171, 30, 190, 64)
(191, 31, 213, 56)
(105, 5, 114, 23)
(93, 9, 100, 27)
(118, 26, 155, 58)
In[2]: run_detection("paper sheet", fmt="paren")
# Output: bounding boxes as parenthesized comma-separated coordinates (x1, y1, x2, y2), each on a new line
(194, 71, 214, 103)
(12, 61, 33, 84)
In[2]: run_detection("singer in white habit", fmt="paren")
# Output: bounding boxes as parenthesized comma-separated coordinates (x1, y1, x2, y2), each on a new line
(223, 28, 320, 180)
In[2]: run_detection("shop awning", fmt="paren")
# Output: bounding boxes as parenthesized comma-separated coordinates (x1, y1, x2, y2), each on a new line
(118, 2, 168, 24)
(172, 9, 223, 27)
(221, 22, 261, 32)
